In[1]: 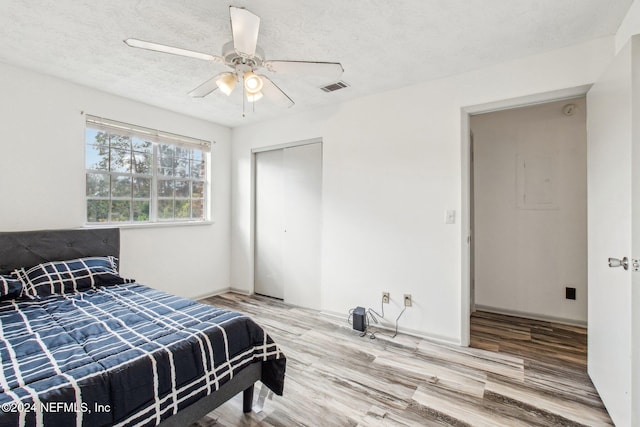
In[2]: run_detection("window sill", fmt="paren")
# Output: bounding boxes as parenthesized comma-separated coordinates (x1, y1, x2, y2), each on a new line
(83, 221, 214, 230)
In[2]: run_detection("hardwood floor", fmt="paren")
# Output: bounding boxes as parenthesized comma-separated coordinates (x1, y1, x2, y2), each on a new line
(194, 294, 612, 426)
(470, 311, 589, 368)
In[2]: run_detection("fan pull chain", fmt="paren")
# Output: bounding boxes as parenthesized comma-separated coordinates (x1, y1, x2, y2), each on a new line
(242, 75, 246, 118)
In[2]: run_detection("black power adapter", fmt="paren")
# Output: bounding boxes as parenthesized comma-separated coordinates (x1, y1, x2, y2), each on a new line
(352, 306, 366, 332)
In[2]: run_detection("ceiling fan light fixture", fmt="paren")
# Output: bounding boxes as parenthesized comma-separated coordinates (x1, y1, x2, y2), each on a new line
(216, 72, 237, 96)
(124, 6, 343, 113)
(246, 91, 263, 103)
(243, 71, 263, 93)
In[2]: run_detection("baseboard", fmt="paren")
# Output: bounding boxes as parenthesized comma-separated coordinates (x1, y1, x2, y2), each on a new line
(192, 287, 232, 301)
(320, 309, 461, 346)
(192, 287, 254, 301)
(199, 292, 462, 345)
(474, 305, 587, 327)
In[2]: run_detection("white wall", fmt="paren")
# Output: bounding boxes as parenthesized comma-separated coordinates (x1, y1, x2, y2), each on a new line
(616, 0, 640, 52)
(0, 61, 231, 299)
(471, 98, 587, 324)
(230, 36, 614, 344)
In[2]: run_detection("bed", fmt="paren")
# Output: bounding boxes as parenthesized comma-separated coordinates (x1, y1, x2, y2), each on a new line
(0, 228, 286, 427)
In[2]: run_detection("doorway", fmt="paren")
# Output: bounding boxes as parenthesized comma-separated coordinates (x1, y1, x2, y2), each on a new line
(253, 140, 322, 309)
(470, 97, 588, 327)
(460, 86, 591, 347)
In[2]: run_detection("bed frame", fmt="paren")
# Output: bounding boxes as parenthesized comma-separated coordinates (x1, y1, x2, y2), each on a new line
(0, 228, 260, 426)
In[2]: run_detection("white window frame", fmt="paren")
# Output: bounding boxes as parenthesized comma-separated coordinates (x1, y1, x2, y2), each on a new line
(85, 115, 212, 225)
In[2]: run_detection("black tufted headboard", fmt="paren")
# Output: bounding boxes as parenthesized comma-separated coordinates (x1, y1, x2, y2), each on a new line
(0, 228, 120, 275)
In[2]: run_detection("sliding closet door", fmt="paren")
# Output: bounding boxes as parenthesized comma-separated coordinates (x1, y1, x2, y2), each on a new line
(254, 149, 285, 299)
(283, 143, 322, 309)
(254, 142, 322, 309)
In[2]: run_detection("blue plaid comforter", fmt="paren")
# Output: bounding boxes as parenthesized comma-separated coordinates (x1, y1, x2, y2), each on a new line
(0, 283, 286, 427)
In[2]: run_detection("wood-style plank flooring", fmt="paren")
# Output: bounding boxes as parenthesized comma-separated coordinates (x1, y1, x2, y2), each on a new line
(470, 311, 589, 369)
(193, 294, 611, 426)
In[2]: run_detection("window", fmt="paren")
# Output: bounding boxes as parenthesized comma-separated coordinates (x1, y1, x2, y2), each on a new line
(85, 116, 210, 224)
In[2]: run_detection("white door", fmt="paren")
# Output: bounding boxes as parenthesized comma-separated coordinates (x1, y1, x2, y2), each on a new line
(254, 142, 322, 308)
(587, 35, 639, 426)
(283, 143, 322, 309)
(254, 149, 285, 299)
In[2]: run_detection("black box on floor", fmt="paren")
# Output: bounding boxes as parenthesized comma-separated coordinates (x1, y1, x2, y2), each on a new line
(353, 306, 366, 332)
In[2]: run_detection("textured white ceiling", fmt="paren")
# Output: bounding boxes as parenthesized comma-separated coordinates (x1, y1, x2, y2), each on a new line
(0, 1, 632, 127)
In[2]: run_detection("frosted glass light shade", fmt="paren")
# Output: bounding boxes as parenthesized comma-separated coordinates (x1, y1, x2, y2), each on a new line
(216, 72, 237, 96)
(246, 91, 263, 102)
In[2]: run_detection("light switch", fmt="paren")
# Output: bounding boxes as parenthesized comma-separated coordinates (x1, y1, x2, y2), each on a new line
(445, 210, 456, 224)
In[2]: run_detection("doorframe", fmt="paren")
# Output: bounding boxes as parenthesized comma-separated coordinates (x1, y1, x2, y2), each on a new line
(459, 85, 591, 346)
(250, 137, 323, 295)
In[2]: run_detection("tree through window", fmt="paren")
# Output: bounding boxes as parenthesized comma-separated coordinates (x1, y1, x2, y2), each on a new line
(85, 116, 210, 224)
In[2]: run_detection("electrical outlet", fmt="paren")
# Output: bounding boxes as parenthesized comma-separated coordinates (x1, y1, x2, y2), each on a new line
(404, 294, 412, 307)
(565, 287, 576, 300)
(382, 292, 390, 304)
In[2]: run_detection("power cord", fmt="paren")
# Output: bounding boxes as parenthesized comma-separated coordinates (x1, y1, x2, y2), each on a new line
(369, 306, 406, 339)
(366, 297, 385, 322)
(346, 294, 407, 339)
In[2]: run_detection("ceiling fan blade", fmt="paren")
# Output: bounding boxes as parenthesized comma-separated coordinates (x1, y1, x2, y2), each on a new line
(259, 75, 294, 108)
(229, 6, 260, 57)
(188, 76, 220, 98)
(124, 38, 222, 62)
(264, 60, 344, 80)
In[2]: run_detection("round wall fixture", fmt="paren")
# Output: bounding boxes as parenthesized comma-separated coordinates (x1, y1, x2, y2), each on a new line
(563, 103, 577, 116)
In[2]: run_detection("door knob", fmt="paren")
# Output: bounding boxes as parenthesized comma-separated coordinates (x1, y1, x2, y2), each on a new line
(608, 257, 629, 270)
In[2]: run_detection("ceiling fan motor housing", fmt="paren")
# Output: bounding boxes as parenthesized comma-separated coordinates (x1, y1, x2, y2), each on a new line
(222, 41, 264, 72)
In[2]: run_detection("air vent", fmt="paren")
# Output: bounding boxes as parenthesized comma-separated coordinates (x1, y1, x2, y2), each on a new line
(320, 81, 349, 93)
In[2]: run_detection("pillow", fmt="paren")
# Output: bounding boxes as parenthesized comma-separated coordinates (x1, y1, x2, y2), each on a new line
(0, 274, 25, 300)
(13, 256, 134, 298)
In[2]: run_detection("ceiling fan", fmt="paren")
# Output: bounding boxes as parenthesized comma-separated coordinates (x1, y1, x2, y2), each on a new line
(124, 6, 344, 109)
